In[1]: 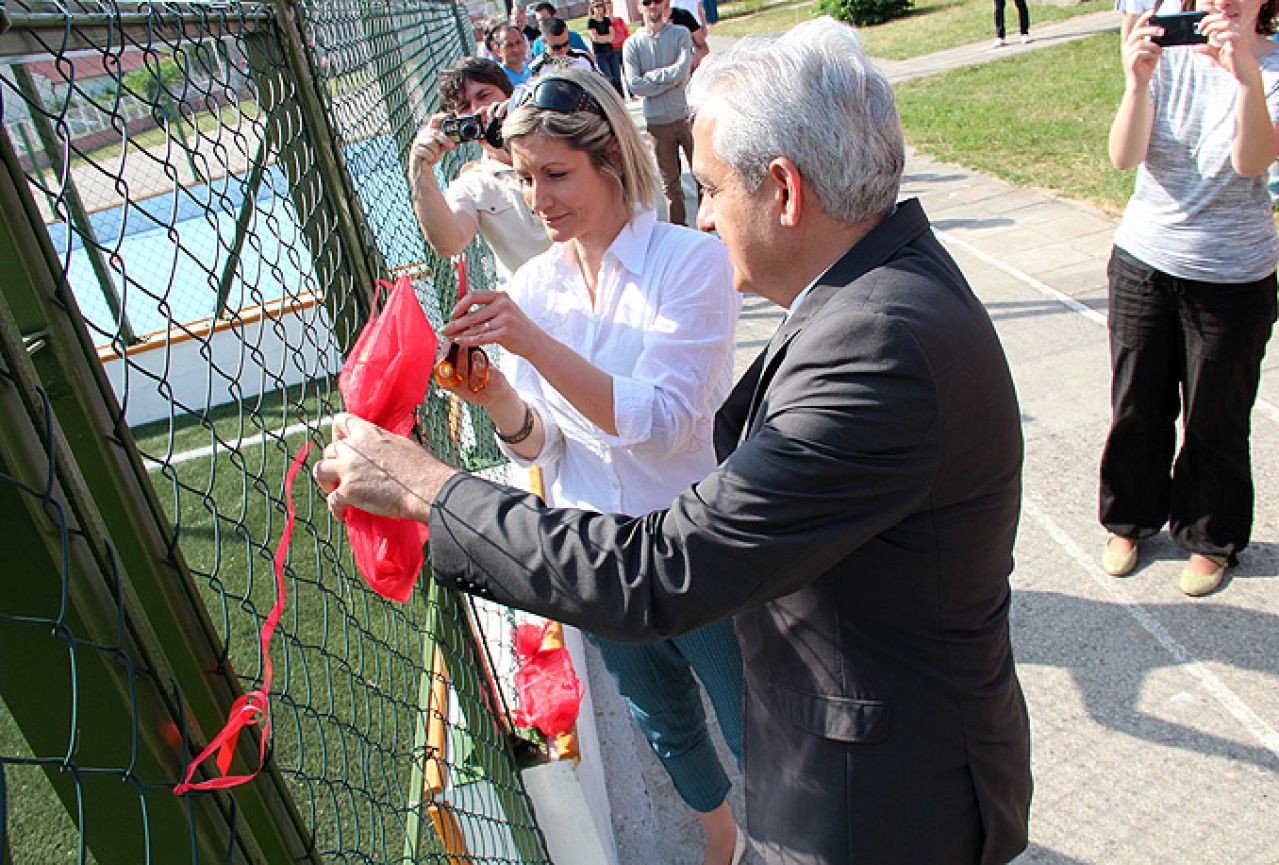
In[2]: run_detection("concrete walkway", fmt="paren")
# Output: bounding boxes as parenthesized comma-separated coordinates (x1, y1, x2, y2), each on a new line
(875, 9, 1120, 82)
(592, 14, 1279, 864)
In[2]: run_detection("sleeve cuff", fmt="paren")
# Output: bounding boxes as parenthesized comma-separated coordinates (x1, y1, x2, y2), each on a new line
(610, 376, 654, 445)
(496, 401, 564, 467)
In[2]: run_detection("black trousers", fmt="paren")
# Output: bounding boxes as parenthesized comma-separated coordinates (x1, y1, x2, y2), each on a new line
(994, 0, 1029, 37)
(1100, 246, 1277, 558)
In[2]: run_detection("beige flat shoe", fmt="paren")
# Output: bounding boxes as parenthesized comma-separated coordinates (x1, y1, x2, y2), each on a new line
(1180, 554, 1228, 597)
(1101, 534, 1139, 577)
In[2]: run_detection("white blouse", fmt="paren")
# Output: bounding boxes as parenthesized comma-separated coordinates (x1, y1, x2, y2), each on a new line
(498, 207, 739, 516)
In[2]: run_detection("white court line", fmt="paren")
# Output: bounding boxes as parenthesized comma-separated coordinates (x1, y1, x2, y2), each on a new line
(936, 228, 1279, 427)
(144, 415, 332, 471)
(1023, 494, 1279, 762)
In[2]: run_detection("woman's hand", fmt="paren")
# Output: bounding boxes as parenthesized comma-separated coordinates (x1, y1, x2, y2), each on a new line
(1197, 9, 1262, 84)
(442, 289, 549, 361)
(435, 341, 514, 408)
(312, 413, 456, 523)
(1123, 11, 1164, 89)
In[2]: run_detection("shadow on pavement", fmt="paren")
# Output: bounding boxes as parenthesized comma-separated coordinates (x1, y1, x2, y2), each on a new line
(1013, 587, 1279, 775)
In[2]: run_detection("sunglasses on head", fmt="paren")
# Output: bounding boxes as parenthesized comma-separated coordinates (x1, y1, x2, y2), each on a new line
(512, 77, 607, 119)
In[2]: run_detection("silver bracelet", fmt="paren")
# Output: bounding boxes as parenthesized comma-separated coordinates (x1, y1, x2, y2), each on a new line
(495, 404, 535, 444)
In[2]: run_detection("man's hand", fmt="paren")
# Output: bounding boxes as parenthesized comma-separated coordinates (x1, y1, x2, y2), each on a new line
(410, 114, 459, 176)
(313, 413, 457, 524)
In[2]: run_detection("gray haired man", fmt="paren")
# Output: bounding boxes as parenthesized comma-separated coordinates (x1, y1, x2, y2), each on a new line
(315, 18, 1033, 864)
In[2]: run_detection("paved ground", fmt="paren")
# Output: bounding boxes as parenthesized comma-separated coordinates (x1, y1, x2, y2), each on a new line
(585, 9, 1279, 865)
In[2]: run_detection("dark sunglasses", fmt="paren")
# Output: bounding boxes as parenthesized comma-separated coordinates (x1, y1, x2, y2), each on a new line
(640, 0, 663, 6)
(511, 77, 606, 119)
(546, 39, 570, 50)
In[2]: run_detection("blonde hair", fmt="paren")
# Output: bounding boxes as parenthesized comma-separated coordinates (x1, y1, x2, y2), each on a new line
(502, 68, 660, 212)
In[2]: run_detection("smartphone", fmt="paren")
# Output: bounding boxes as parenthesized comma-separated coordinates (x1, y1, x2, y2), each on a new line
(1150, 11, 1208, 47)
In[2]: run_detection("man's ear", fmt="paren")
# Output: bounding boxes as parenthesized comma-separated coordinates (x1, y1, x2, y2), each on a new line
(767, 157, 803, 228)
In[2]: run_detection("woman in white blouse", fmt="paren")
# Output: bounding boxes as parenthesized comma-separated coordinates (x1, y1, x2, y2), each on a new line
(439, 69, 748, 865)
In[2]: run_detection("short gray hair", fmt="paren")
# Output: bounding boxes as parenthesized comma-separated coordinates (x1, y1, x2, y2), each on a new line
(686, 17, 903, 225)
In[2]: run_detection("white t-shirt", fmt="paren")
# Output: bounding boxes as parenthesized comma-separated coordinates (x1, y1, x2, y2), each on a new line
(671, 0, 706, 27)
(1115, 0, 1167, 15)
(498, 207, 739, 515)
(444, 154, 550, 281)
(1113, 46, 1279, 282)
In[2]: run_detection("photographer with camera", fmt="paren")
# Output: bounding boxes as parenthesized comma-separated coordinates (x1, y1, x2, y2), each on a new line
(409, 57, 550, 281)
(1100, 0, 1279, 595)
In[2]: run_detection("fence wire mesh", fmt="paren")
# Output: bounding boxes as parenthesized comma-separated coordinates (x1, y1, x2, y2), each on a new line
(0, 0, 550, 861)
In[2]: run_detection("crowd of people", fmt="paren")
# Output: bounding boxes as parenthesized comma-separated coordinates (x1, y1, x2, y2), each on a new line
(313, 2, 1277, 863)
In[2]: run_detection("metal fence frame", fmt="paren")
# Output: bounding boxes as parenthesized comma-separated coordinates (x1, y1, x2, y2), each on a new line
(0, 1, 551, 861)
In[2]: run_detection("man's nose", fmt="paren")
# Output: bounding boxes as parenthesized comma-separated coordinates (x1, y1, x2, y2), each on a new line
(695, 198, 715, 233)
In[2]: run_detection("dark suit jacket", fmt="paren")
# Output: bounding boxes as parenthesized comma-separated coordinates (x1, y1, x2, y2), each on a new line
(429, 198, 1032, 865)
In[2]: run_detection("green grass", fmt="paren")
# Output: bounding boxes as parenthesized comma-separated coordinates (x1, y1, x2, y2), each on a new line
(72, 101, 259, 170)
(858, 0, 1112, 59)
(896, 31, 1132, 214)
(567, 0, 820, 39)
(707, 0, 822, 37)
(681, 0, 1112, 57)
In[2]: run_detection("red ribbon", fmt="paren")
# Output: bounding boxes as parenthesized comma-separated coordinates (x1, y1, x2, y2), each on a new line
(174, 442, 312, 795)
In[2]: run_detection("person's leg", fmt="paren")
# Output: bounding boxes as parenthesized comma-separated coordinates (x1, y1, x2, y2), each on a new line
(1168, 271, 1278, 562)
(697, 802, 741, 865)
(1015, 0, 1030, 35)
(648, 121, 686, 226)
(604, 52, 624, 96)
(591, 637, 731, 813)
(671, 619, 744, 766)
(1099, 247, 1182, 543)
(994, 0, 1008, 39)
(676, 118, 702, 219)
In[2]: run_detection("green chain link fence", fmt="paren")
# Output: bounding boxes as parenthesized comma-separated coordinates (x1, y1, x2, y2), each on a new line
(0, 0, 550, 861)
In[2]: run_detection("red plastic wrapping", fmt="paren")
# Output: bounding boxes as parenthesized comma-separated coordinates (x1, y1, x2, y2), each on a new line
(338, 275, 438, 602)
(510, 622, 584, 738)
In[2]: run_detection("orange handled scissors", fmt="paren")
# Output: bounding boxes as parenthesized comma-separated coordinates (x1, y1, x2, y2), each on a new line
(434, 257, 490, 394)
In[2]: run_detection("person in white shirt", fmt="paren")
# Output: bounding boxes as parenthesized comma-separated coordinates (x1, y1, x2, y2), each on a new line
(672, 0, 709, 28)
(528, 17, 600, 78)
(1116, 0, 1165, 40)
(409, 57, 550, 282)
(434, 69, 748, 865)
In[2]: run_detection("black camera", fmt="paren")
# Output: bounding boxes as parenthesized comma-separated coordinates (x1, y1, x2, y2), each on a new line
(441, 114, 504, 148)
(1151, 11, 1207, 47)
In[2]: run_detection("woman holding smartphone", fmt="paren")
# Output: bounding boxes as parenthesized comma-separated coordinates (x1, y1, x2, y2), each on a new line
(439, 70, 748, 864)
(1100, 0, 1279, 595)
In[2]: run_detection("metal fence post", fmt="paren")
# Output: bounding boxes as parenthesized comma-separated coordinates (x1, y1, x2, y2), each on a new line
(0, 126, 320, 865)
(10, 64, 137, 345)
(267, 0, 390, 346)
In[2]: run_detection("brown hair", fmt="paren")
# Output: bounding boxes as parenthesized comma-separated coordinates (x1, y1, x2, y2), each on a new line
(1179, 0, 1276, 33)
(437, 57, 513, 115)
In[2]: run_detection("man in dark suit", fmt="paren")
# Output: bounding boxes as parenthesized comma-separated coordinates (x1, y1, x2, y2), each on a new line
(315, 17, 1032, 865)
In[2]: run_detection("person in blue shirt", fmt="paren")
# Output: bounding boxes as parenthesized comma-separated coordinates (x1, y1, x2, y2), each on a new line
(494, 24, 533, 86)
(530, 1, 589, 54)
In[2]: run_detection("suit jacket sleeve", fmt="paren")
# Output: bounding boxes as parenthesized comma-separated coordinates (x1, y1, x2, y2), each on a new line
(428, 300, 942, 642)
